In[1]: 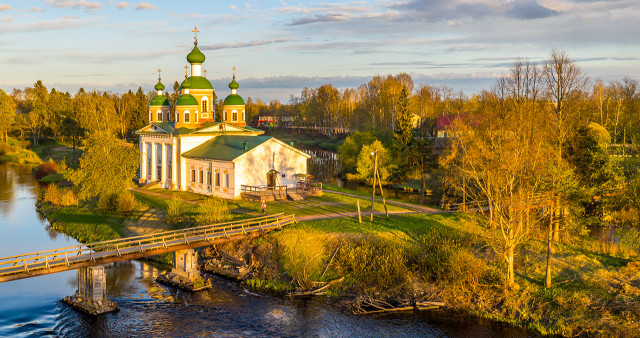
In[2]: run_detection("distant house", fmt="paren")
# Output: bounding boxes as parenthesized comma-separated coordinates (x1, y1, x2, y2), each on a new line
(435, 113, 475, 138)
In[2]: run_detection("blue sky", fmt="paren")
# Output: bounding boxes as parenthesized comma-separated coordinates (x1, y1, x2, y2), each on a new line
(1, 0, 639, 102)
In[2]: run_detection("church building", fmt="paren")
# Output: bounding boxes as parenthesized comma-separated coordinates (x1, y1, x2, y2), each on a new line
(136, 28, 310, 199)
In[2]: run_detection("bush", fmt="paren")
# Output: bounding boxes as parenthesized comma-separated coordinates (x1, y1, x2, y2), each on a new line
(43, 184, 62, 205)
(36, 158, 58, 179)
(276, 229, 328, 290)
(166, 196, 183, 228)
(116, 191, 136, 215)
(0, 142, 11, 156)
(195, 197, 231, 225)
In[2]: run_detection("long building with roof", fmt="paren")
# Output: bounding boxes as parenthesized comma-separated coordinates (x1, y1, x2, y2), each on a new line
(136, 27, 310, 199)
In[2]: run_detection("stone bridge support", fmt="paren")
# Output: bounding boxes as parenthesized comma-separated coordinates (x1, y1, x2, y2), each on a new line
(63, 265, 117, 315)
(157, 249, 211, 291)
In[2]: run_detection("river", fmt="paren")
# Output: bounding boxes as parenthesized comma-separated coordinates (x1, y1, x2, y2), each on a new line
(0, 163, 538, 337)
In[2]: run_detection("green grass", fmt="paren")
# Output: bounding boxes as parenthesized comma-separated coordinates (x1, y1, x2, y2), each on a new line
(47, 205, 127, 243)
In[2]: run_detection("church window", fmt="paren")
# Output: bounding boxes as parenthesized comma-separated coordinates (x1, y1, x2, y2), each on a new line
(157, 111, 163, 122)
(232, 110, 238, 122)
(224, 110, 227, 121)
(225, 173, 229, 188)
(149, 112, 152, 122)
(202, 100, 208, 112)
(166, 111, 171, 122)
(215, 172, 220, 186)
(199, 170, 203, 184)
(184, 111, 190, 123)
(191, 169, 196, 183)
(242, 110, 245, 122)
(207, 170, 211, 185)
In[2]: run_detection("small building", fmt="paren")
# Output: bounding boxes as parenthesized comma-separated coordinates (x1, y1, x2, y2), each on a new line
(136, 28, 311, 199)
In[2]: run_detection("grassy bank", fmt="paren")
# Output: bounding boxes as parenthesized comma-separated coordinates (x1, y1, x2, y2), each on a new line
(0, 138, 41, 165)
(217, 211, 640, 336)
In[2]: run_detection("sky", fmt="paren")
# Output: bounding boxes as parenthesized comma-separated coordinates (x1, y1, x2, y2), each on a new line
(0, 0, 639, 102)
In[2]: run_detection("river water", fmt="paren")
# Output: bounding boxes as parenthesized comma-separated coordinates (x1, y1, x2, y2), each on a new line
(0, 163, 538, 337)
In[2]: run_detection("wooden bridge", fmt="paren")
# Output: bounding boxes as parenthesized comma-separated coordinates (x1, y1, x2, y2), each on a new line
(0, 213, 295, 284)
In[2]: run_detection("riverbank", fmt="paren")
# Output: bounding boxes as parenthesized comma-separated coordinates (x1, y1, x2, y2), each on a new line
(38, 183, 640, 336)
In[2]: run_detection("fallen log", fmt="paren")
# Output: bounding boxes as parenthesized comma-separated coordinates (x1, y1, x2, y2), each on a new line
(289, 277, 344, 296)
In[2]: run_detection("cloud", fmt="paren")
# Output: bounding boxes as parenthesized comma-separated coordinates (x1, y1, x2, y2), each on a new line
(0, 4, 11, 11)
(29, 7, 45, 12)
(115, 2, 129, 9)
(289, 13, 349, 26)
(136, 2, 156, 10)
(508, 0, 559, 19)
(1, 17, 12, 23)
(0, 16, 99, 34)
(230, 4, 237, 10)
(200, 38, 291, 50)
(74, 0, 102, 11)
(46, 0, 74, 8)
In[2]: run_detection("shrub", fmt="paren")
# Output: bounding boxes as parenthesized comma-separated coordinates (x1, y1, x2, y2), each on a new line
(0, 142, 11, 156)
(276, 229, 328, 290)
(166, 196, 183, 228)
(43, 184, 62, 205)
(59, 188, 78, 206)
(36, 158, 58, 179)
(336, 235, 410, 297)
(116, 191, 136, 215)
(195, 197, 231, 225)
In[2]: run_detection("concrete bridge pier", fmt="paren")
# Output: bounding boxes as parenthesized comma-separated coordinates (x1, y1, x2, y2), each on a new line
(157, 249, 211, 291)
(63, 265, 117, 315)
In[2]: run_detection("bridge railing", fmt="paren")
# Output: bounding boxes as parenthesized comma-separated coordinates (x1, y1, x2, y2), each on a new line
(0, 213, 294, 280)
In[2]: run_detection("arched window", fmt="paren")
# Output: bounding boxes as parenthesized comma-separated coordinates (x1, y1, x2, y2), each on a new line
(149, 111, 152, 122)
(232, 110, 238, 122)
(201, 97, 208, 112)
(242, 110, 245, 122)
(157, 110, 163, 122)
(224, 110, 227, 121)
(184, 111, 190, 123)
(195, 110, 199, 123)
(166, 111, 171, 122)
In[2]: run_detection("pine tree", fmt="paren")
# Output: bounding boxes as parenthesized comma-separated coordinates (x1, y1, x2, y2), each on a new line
(393, 86, 413, 178)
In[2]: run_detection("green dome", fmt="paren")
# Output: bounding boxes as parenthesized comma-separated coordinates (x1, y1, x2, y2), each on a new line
(229, 77, 239, 90)
(224, 94, 245, 106)
(181, 77, 192, 89)
(176, 94, 198, 106)
(149, 95, 170, 107)
(187, 44, 206, 64)
(182, 76, 213, 90)
(154, 79, 165, 91)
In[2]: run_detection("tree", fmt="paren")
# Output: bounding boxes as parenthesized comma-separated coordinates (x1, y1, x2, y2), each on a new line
(353, 140, 392, 184)
(337, 131, 376, 175)
(70, 131, 139, 206)
(0, 89, 16, 142)
(543, 50, 588, 159)
(393, 86, 414, 179)
(23, 80, 49, 146)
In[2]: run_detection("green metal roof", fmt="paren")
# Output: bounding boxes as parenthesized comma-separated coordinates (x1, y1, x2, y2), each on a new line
(224, 94, 245, 106)
(154, 80, 165, 91)
(176, 94, 198, 106)
(182, 135, 272, 161)
(229, 77, 239, 90)
(181, 77, 192, 89)
(181, 76, 213, 90)
(149, 95, 171, 107)
(187, 44, 206, 64)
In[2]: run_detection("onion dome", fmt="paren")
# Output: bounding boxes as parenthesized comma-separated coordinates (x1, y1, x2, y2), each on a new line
(187, 44, 206, 64)
(229, 77, 239, 90)
(149, 95, 170, 107)
(181, 77, 192, 89)
(176, 94, 198, 106)
(154, 79, 165, 91)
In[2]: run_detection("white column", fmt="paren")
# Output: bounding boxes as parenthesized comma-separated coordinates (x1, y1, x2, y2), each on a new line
(172, 138, 178, 190)
(180, 157, 187, 191)
(161, 142, 167, 187)
(139, 141, 146, 183)
(150, 142, 157, 182)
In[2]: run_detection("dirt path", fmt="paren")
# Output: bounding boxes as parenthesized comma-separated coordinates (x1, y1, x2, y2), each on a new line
(129, 187, 447, 230)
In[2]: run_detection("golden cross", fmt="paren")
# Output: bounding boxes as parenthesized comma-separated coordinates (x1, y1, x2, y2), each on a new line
(203, 69, 207, 78)
(192, 25, 199, 43)
(184, 65, 188, 78)
(157, 68, 161, 80)
(232, 66, 236, 78)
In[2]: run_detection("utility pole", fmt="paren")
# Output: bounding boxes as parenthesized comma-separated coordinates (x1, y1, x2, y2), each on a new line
(370, 151, 377, 221)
